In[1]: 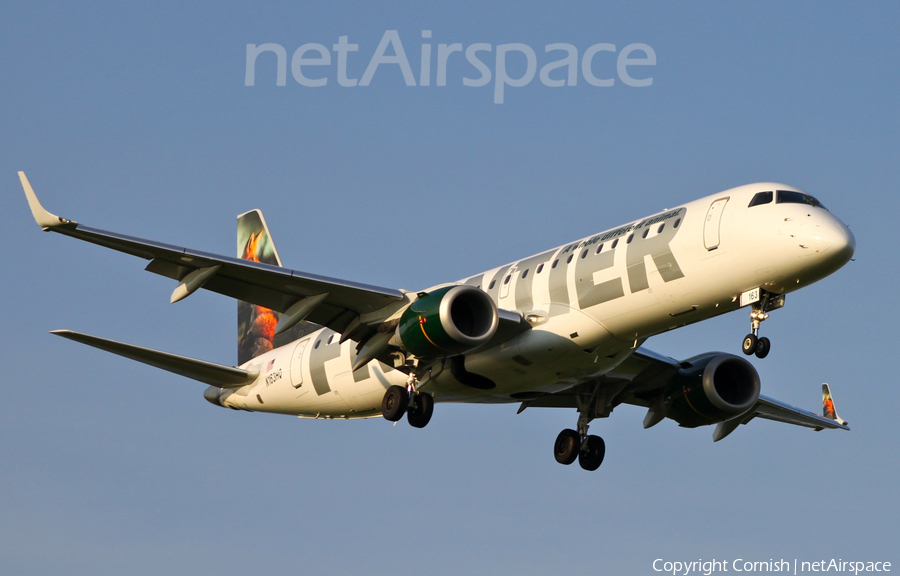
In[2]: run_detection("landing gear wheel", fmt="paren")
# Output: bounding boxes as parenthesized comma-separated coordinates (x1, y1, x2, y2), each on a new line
(741, 334, 758, 356)
(381, 385, 408, 422)
(755, 336, 771, 359)
(407, 393, 434, 428)
(578, 435, 606, 471)
(554, 429, 580, 465)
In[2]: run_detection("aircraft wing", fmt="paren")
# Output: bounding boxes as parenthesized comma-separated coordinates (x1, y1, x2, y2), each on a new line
(600, 349, 849, 432)
(747, 392, 849, 431)
(20, 172, 408, 335)
(527, 347, 849, 438)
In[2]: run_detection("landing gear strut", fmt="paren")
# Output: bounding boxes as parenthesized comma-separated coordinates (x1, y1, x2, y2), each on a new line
(740, 290, 784, 359)
(381, 373, 434, 428)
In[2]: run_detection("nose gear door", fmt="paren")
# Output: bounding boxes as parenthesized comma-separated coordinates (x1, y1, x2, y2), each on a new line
(703, 197, 729, 250)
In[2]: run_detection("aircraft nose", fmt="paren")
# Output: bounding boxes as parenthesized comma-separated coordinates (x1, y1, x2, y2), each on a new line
(818, 218, 856, 267)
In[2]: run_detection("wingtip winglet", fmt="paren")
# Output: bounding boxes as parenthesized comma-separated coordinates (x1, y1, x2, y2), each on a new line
(18, 172, 73, 230)
(822, 383, 848, 427)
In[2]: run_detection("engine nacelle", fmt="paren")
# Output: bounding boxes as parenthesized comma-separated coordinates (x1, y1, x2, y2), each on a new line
(397, 285, 499, 358)
(662, 353, 760, 427)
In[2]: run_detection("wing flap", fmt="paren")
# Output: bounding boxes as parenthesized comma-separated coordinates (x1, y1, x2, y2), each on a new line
(51, 330, 257, 388)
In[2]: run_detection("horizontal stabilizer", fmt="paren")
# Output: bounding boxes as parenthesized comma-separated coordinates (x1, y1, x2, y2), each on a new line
(51, 330, 257, 388)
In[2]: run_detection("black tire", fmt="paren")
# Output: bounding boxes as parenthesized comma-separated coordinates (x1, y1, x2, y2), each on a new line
(578, 435, 606, 471)
(741, 334, 758, 356)
(755, 336, 771, 359)
(407, 393, 434, 428)
(554, 429, 580, 465)
(381, 385, 408, 422)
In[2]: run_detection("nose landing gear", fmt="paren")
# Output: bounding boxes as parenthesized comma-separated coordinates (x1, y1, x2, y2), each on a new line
(741, 309, 771, 359)
(740, 290, 784, 359)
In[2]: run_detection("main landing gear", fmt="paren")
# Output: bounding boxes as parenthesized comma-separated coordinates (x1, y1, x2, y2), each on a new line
(554, 428, 605, 471)
(740, 290, 785, 359)
(553, 383, 617, 471)
(381, 374, 434, 428)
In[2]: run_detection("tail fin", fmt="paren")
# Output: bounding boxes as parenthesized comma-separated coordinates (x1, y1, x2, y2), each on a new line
(237, 210, 282, 365)
(822, 383, 848, 426)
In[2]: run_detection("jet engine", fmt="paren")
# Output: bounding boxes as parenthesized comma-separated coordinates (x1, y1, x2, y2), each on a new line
(661, 353, 760, 427)
(397, 285, 499, 358)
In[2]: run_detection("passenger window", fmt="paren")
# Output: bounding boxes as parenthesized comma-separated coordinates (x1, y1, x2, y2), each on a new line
(536, 264, 544, 274)
(521, 269, 528, 279)
(314, 340, 321, 349)
(489, 280, 496, 289)
(642, 229, 649, 239)
(566, 254, 573, 264)
(748, 191, 773, 207)
(626, 234, 634, 244)
(504, 275, 511, 285)
(327, 335, 334, 344)
(552, 259, 559, 269)
(581, 249, 588, 259)
(673, 218, 681, 228)
(658, 223, 665, 233)
(595, 244, 604, 254)
(611, 239, 619, 249)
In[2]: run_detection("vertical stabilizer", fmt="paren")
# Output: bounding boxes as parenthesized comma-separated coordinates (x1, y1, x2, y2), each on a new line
(237, 210, 282, 365)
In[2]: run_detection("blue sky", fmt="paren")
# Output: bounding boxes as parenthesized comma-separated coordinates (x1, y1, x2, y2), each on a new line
(2, 2, 897, 574)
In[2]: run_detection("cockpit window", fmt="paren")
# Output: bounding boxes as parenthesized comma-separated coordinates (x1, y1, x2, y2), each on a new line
(776, 190, 826, 210)
(748, 191, 773, 207)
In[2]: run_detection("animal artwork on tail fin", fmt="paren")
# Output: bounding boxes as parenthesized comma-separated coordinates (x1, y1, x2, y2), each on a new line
(236, 210, 319, 365)
(237, 210, 283, 365)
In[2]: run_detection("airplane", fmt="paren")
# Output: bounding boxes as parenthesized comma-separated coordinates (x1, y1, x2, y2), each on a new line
(19, 172, 854, 471)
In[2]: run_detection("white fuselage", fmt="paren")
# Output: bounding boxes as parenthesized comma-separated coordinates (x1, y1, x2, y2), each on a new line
(219, 183, 855, 418)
